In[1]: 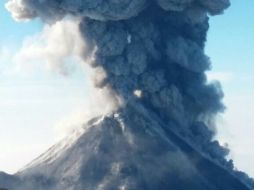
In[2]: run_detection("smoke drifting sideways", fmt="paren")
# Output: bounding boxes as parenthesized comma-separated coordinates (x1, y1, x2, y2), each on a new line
(5, 0, 254, 187)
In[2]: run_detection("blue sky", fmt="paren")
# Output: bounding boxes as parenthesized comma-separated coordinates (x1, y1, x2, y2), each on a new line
(207, 0, 254, 93)
(206, 1, 254, 177)
(0, 1, 254, 177)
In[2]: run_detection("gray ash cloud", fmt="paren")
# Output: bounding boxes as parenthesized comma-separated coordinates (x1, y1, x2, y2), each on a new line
(6, 0, 230, 21)
(6, 0, 228, 164)
(6, 0, 254, 188)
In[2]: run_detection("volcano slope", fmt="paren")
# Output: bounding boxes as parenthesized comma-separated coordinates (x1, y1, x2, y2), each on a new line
(1, 0, 254, 189)
(0, 102, 253, 190)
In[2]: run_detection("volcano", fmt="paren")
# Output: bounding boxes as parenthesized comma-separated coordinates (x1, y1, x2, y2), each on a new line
(0, 102, 253, 190)
(2, 0, 254, 189)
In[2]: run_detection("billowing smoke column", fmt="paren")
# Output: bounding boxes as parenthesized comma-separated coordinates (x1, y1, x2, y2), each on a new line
(6, 0, 231, 164)
(7, 0, 254, 188)
(7, 0, 233, 173)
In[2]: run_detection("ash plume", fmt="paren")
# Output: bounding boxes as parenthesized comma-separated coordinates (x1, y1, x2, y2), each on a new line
(6, 0, 229, 167)
(5, 0, 254, 189)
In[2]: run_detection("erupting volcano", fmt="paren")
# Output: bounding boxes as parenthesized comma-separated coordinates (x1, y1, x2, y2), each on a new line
(1, 0, 254, 189)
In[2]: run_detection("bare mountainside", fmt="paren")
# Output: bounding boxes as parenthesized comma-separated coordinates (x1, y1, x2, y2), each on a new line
(0, 102, 252, 190)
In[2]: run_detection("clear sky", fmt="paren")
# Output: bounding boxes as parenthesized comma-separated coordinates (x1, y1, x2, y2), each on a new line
(0, 0, 254, 177)
(206, 0, 254, 177)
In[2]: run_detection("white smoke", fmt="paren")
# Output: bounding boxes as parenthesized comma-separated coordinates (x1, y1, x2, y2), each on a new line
(13, 19, 85, 75)
(11, 18, 123, 137)
(5, 0, 36, 21)
(54, 86, 123, 140)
